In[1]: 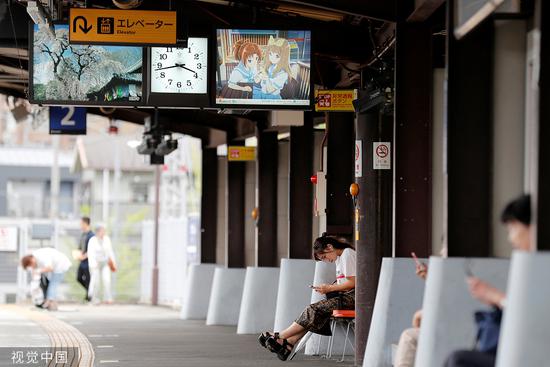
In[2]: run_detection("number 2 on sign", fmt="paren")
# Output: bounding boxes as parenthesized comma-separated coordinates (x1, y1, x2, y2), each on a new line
(60, 107, 76, 126)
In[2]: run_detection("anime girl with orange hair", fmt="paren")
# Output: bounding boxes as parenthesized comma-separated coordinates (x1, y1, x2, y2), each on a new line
(256, 36, 294, 99)
(227, 40, 263, 93)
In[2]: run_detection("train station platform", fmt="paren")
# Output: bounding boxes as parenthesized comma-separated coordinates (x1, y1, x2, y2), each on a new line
(0, 304, 353, 367)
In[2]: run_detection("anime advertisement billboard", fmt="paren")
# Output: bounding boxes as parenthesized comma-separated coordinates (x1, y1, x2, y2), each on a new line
(215, 29, 311, 107)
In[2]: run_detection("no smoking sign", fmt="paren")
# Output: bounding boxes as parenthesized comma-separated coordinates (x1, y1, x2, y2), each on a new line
(373, 142, 391, 170)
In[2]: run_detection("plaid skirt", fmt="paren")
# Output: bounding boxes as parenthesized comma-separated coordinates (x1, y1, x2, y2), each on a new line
(295, 290, 355, 336)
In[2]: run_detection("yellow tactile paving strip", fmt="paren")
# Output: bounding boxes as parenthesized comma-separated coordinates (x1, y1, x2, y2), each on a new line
(0, 305, 94, 367)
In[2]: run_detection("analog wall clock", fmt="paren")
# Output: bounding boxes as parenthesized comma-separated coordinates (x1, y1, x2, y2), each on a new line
(150, 37, 208, 94)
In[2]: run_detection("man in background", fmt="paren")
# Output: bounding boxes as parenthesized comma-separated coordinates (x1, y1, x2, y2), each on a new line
(77, 217, 94, 302)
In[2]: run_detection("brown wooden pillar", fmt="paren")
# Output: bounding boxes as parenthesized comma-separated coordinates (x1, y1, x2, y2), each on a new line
(446, 0, 494, 257)
(227, 136, 246, 268)
(354, 106, 394, 365)
(536, 0, 550, 250)
(289, 113, 314, 259)
(200, 146, 218, 263)
(256, 124, 278, 267)
(394, 12, 433, 258)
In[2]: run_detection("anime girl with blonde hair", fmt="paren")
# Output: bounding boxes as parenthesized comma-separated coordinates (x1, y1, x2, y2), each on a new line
(227, 39, 263, 93)
(255, 36, 294, 99)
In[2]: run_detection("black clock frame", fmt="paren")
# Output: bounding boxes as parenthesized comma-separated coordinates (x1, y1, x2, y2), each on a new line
(145, 34, 212, 108)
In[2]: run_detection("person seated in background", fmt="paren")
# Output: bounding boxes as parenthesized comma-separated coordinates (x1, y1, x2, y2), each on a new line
(21, 247, 72, 311)
(258, 234, 356, 361)
(445, 194, 532, 367)
(393, 244, 448, 367)
(393, 255, 430, 367)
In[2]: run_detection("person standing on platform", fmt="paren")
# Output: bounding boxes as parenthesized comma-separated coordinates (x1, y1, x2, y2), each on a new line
(87, 224, 117, 304)
(76, 217, 94, 302)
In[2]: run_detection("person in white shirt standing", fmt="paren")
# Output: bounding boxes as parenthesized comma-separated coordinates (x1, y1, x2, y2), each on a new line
(21, 248, 72, 311)
(87, 224, 117, 304)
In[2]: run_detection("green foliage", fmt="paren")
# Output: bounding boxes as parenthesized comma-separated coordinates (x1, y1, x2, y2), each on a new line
(80, 204, 91, 217)
(113, 242, 141, 302)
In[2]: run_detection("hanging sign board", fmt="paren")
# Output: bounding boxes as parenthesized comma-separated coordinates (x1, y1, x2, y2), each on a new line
(315, 89, 357, 112)
(69, 8, 177, 45)
(0, 227, 17, 252)
(373, 142, 391, 170)
(49, 107, 87, 135)
(227, 146, 256, 161)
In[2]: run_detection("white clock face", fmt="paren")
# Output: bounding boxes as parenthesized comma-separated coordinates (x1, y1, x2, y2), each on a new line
(150, 37, 208, 94)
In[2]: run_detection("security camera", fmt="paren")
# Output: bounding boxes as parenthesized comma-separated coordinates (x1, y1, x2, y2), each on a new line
(352, 86, 385, 114)
(155, 137, 178, 156)
(136, 135, 157, 155)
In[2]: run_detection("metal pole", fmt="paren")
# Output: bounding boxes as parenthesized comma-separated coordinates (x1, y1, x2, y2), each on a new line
(152, 165, 161, 305)
(50, 135, 60, 219)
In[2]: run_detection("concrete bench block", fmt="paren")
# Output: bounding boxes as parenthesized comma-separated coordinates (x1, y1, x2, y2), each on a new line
(415, 257, 510, 367)
(363, 257, 426, 367)
(237, 267, 280, 334)
(305, 261, 336, 355)
(180, 264, 218, 320)
(206, 268, 246, 326)
(496, 251, 550, 367)
(273, 258, 317, 331)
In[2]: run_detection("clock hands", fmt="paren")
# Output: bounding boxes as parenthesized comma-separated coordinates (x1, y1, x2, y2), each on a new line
(154, 64, 180, 71)
(175, 63, 198, 76)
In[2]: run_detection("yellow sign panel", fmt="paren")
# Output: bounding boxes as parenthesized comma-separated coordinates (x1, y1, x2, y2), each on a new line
(315, 89, 357, 112)
(69, 8, 177, 45)
(227, 146, 256, 161)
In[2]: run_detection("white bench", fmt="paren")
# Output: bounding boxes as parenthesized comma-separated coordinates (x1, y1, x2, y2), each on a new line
(237, 266, 280, 334)
(363, 258, 426, 367)
(180, 264, 218, 320)
(496, 251, 550, 367)
(206, 268, 246, 326)
(415, 257, 510, 367)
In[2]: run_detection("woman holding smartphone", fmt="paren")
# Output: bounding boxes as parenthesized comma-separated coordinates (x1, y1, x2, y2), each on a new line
(258, 234, 356, 361)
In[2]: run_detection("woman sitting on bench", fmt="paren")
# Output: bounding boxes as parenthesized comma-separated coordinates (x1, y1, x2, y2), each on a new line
(259, 234, 356, 361)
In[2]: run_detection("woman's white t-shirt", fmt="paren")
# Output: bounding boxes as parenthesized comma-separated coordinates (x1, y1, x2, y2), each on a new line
(335, 248, 356, 285)
(33, 248, 71, 274)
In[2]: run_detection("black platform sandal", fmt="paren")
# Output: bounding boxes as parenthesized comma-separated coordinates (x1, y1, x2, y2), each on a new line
(266, 337, 294, 361)
(258, 332, 279, 348)
(276, 339, 294, 361)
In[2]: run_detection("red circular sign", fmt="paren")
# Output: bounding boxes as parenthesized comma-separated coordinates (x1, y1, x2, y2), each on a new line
(376, 144, 389, 158)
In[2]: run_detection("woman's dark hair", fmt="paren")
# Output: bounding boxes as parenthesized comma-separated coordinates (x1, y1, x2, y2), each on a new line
(313, 233, 353, 261)
(501, 194, 531, 225)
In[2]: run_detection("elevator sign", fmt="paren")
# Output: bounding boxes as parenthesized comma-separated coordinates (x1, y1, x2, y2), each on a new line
(69, 8, 177, 45)
(373, 142, 391, 170)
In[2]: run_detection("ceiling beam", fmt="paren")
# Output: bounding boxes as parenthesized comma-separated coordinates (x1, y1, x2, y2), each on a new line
(0, 81, 26, 92)
(0, 48, 29, 60)
(272, 0, 396, 22)
(0, 64, 28, 78)
(407, 0, 445, 22)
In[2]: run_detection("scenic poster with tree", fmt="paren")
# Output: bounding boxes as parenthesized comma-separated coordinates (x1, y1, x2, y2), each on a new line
(31, 24, 143, 105)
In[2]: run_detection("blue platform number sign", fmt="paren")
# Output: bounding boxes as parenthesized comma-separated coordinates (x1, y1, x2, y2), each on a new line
(49, 107, 87, 135)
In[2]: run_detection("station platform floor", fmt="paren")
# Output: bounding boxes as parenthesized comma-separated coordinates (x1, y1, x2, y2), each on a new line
(0, 304, 354, 367)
